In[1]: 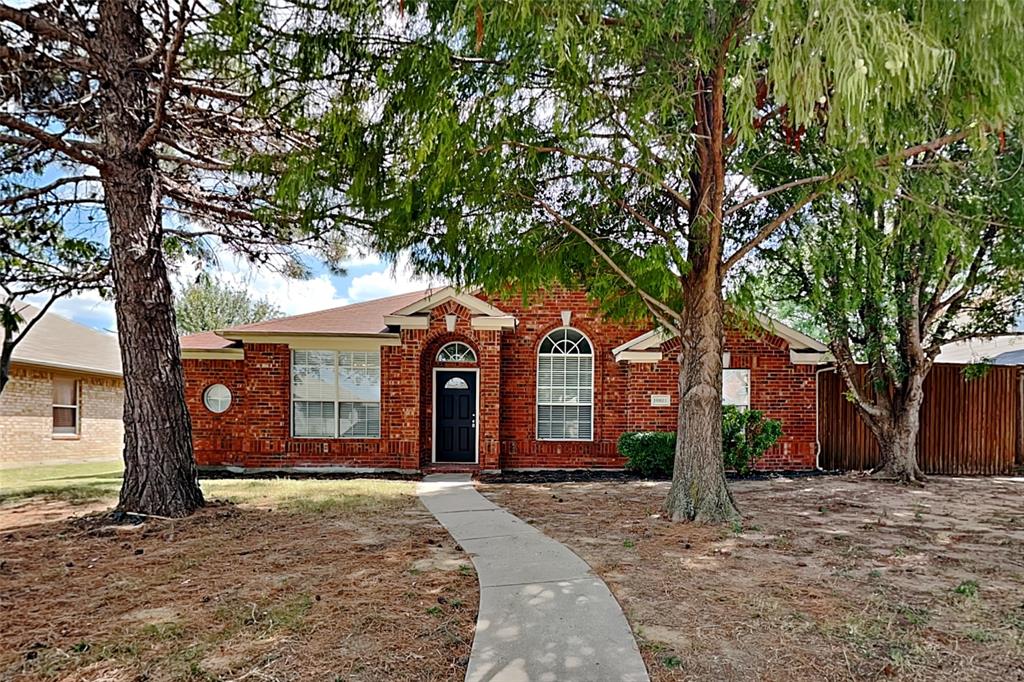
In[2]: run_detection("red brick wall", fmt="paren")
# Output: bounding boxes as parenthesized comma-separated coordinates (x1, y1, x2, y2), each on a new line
(622, 331, 818, 470)
(183, 358, 246, 467)
(185, 343, 419, 471)
(182, 288, 819, 472)
(481, 290, 643, 469)
(409, 300, 502, 470)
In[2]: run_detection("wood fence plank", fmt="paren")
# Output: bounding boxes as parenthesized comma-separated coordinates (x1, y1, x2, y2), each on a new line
(818, 365, 1021, 475)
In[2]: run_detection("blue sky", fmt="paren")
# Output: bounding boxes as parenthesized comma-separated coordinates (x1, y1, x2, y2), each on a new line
(18, 164, 439, 332)
(29, 251, 437, 333)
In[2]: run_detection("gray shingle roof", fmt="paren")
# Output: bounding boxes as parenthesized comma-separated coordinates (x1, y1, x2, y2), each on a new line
(10, 303, 122, 376)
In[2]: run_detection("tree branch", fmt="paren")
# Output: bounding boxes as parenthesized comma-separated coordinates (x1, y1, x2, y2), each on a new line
(0, 115, 104, 168)
(517, 192, 681, 333)
(136, 0, 190, 153)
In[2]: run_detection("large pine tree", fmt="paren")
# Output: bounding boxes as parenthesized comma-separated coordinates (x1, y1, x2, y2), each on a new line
(0, 0, 359, 516)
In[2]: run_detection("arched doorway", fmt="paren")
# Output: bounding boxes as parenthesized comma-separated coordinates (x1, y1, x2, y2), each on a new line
(432, 341, 479, 463)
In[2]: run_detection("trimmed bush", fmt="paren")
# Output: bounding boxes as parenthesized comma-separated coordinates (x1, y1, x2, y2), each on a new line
(617, 431, 676, 478)
(619, 406, 783, 478)
(721, 405, 782, 474)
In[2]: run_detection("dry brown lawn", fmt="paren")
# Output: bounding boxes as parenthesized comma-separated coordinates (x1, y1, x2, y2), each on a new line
(481, 474, 1024, 682)
(0, 477, 477, 682)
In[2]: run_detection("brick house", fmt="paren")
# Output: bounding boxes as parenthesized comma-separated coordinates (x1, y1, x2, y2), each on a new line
(179, 287, 828, 474)
(1, 304, 124, 467)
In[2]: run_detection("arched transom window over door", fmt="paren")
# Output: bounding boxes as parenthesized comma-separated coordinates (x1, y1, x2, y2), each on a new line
(537, 328, 594, 441)
(436, 342, 477, 363)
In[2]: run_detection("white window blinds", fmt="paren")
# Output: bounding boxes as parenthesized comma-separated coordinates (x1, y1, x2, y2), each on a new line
(537, 328, 594, 440)
(292, 350, 381, 438)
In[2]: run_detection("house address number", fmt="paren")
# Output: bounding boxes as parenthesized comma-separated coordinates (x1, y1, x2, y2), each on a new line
(650, 394, 671, 406)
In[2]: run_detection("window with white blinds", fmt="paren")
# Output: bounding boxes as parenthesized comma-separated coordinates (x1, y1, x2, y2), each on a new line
(536, 328, 594, 441)
(292, 350, 381, 438)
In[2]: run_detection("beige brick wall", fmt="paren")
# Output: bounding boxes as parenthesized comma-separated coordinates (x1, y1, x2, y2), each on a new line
(0, 364, 124, 467)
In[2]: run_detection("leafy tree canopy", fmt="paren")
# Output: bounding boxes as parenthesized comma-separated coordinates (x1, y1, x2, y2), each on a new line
(174, 278, 282, 334)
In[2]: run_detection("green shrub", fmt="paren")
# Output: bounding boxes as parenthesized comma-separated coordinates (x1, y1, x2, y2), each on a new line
(721, 405, 782, 474)
(619, 406, 783, 477)
(618, 431, 676, 478)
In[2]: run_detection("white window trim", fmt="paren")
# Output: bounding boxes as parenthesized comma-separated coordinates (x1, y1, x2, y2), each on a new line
(290, 350, 381, 439)
(431, 367, 480, 464)
(722, 367, 752, 410)
(203, 383, 232, 414)
(536, 327, 595, 442)
(52, 378, 80, 437)
(436, 341, 477, 363)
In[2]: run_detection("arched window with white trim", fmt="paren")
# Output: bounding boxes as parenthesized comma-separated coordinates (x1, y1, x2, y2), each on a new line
(537, 328, 594, 440)
(436, 342, 477, 363)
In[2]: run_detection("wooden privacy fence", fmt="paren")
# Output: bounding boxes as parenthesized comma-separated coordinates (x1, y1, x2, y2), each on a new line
(818, 364, 1023, 475)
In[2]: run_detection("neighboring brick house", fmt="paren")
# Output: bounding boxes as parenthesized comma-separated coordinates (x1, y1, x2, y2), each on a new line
(179, 287, 828, 474)
(1, 304, 124, 467)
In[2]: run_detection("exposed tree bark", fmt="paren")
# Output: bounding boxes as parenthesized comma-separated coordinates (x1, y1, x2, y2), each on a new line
(98, 0, 203, 517)
(665, 69, 738, 522)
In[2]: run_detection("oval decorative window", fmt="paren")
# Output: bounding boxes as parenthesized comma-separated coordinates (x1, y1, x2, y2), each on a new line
(436, 342, 477, 363)
(203, 383, 232, 413)
(444, 377, 470, 390)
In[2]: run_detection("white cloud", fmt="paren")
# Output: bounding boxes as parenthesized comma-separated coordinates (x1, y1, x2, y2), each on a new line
(26, 250, 439, 332)
(222, 268, 350, 316)
(344, 255, 438, 302)
(24, 289, 117, 333)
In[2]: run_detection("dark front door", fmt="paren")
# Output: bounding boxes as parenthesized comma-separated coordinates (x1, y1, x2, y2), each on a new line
(435, 370, 477, 463)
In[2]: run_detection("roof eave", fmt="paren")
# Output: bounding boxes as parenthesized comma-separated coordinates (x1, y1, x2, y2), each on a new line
(217, 330, 400, 340)
(11, 358, 122, 378)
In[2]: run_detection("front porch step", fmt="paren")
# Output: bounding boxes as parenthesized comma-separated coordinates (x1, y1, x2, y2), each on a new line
(422, 464, 480, 475)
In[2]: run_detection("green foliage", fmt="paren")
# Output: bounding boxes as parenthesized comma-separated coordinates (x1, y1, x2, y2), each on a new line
(954, 580, 980, 598)
(722, 406, 784, 474)
(961, 362, 993, 382)
(227, 0, 1024, 325)
(619, 431, 676, 478)
(619, 407, 782, 477)
(174, 278, 281, 334)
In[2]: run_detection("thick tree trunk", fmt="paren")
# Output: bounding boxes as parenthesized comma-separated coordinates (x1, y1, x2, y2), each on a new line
(872, 374, 929, 481)
(665, 267, 738, 522)
(664, 68, 738, 523)
(0, 339, 12, 395)
(869, 375, 927, 483)
(99, 0, 203, 517)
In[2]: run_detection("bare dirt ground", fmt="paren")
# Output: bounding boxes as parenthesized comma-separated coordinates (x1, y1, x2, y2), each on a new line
(0, 482, 477, 681)
(481, 475, 1024, 682)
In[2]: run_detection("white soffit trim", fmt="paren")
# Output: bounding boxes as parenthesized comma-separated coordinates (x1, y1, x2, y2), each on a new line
(791, 350, 832, 364)
(383, 314, 430, 329)
(219, 333, 402, 349)
(181, 349, 245, 360)
(615, 350, 663, 363)
(470, 316, 517, 330)
(389, 285, 511, 318)
(614, 315, 828, 359)
(754, 313, 829, 352)
(612, 328, 673, 356)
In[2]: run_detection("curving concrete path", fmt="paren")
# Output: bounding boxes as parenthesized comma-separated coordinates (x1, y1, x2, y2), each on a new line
(418, 474, 649, 682)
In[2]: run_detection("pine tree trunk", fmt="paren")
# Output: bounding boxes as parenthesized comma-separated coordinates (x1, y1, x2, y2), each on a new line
(0, 338, 12, 395)
(99, 0, 203, 517)
(664, 68, 738, 523)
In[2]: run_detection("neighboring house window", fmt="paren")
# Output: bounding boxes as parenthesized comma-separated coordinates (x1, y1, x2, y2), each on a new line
(537, 327, 594, 441)
(52, 377, 79, 436)
(291, 350, 380, 438)
(436, 342, 476, 363)
(722, 369, 751, 408)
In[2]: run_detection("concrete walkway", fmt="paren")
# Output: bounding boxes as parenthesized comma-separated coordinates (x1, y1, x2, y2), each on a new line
(418, 474, 649, 682)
